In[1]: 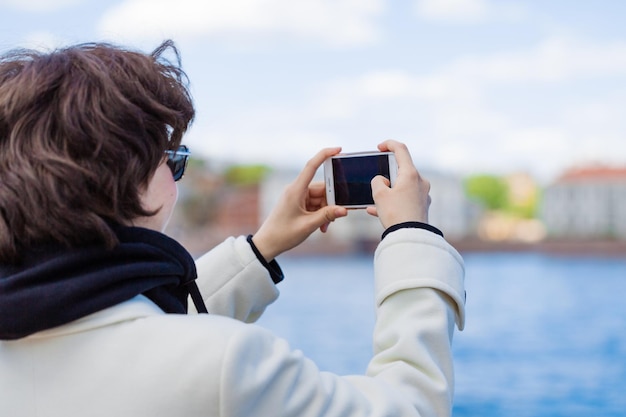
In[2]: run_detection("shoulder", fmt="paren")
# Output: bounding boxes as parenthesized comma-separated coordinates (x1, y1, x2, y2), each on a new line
(123, 309, 268, 348)
(117, 308, 285, 367)
(67, 297, 279, 370)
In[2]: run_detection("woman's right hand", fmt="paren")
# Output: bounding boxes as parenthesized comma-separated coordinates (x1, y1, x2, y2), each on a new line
(366, 140, 432, 229)
(251, 147, 348, 262)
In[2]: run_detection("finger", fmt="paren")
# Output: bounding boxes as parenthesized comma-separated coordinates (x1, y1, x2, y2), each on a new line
(377, 140, 414, 171)
(371, 175, 390, 204)
(310, 205, 347, 231)
(307, 196, 325, 206)
(308, 181, 326, 198)
(306, 198, 326, 211)
(371, 174, 390, 192)
(294, 147, 341, 190)
(366, 206, 378, 217)
(377, 139, 402, 152)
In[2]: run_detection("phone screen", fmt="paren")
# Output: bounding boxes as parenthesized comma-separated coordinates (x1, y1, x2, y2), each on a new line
(332, 154, 391, 206)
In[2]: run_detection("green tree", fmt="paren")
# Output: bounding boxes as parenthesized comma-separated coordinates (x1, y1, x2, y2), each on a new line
(224, 164, 271, 186)
(465, 174, 509, 211)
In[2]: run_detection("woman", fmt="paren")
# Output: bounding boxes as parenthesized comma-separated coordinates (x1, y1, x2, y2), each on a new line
(0, 41, 465, 417)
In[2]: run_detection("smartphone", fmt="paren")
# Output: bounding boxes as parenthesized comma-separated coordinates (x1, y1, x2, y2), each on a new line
(324, 151, 398, 208)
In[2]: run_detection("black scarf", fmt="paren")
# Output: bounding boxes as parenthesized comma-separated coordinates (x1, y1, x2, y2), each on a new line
(0, 226, 207, 340)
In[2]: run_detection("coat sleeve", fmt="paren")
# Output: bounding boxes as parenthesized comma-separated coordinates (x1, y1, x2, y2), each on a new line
(218, 228, 466, 417)
(192, 236, 279, 322)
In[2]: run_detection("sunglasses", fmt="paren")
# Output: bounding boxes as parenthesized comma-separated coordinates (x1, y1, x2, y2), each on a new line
(164, 145, 190, 181)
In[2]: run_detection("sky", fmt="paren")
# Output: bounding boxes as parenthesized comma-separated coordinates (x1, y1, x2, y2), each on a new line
(1, 0, 626, 183)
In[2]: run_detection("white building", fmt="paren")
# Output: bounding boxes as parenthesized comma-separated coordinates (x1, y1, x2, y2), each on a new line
(426, 170, 481, 241)
(540, 167, 626, 240)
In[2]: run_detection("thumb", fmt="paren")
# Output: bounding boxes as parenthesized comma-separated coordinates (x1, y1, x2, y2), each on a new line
(371, 175, 391, 195)
(312, 205, 347, 230)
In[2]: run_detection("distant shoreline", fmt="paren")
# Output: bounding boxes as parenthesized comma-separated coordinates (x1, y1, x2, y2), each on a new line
(449, 238, 626, 258)
(281, 237, 626, 258)
(174, 225, 626, 259)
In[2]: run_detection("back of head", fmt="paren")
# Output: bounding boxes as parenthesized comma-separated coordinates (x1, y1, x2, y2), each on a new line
(0, 40, 195, 263)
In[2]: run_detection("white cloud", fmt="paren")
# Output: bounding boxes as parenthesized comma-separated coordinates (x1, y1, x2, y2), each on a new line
(98, 0, 383, 47)
(306, 70, 478, 125)
(415, 0, 488, 22)
(414, 0, 526, 23)
(357, 71, 463, 101)
(17, 31, 68, 50)
(556, 94, 626, 167)
(0, 0, 82, 12)
(450, 37, 626, 83)
(190, 35, 626, 180)
(416, 38, 626, 177)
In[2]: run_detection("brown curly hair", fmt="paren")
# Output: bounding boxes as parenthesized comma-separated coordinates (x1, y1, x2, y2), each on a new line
(0, 40, 195, 263)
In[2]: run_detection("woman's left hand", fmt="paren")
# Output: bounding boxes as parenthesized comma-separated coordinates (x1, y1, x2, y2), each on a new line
(251, 147, 348, 261)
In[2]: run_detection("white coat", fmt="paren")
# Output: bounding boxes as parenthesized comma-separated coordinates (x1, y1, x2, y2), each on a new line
(0, 228, 465, 417)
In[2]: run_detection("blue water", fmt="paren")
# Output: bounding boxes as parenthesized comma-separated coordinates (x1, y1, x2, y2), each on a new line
(257, 252, 626, 417)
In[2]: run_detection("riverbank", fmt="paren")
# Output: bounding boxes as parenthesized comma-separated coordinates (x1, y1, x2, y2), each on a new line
(171, 223, 626, 259)
(450, 238, 626, 258)
(282, 237, 626, 258)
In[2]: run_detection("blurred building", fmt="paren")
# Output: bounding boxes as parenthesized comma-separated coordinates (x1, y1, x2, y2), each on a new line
(474, 172, 546, 243)
(426, 170, 481, 241)
(506, 172, 539, 213)
(540, 166, 626, 240)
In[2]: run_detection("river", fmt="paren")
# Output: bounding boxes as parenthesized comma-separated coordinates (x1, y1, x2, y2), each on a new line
(257, 252, 626, 417)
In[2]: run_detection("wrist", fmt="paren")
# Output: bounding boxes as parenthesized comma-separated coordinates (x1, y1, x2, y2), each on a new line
(247, 235, 284, 284)
(381, 221, 444, 240)
(249, 233, 279, 262)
